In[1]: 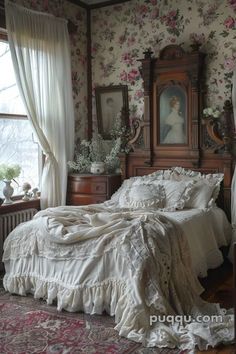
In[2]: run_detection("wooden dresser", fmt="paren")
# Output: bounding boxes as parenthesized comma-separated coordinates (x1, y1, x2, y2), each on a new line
(67, 174, 122, 206)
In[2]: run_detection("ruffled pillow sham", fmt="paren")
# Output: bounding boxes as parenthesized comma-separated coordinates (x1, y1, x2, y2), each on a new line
(155, 180, 195, 211)
(118, 183, 165, 209)
(110, 175, 159, 204)
(110, 166, 222, 210)
(146, 167, 223, 209)
(111, 176, 195, 211)
(110, 177, 138, 203)
(169, 167, 224, 208)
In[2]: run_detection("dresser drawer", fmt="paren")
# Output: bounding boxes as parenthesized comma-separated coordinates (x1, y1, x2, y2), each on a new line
(67, 194, 107, 205)
(68, 180, 107, 195)
(67, 174, 121, 206)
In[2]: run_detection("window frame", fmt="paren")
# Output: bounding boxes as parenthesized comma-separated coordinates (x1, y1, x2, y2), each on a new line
(0, 29, 43, 200)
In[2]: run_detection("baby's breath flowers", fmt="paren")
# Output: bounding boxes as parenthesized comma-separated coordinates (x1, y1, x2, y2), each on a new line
(203, 107, 221, 119)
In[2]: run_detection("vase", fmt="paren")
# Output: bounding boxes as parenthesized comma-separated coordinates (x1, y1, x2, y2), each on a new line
(3, 180, 14, 205)
(90, 162, 105, 174)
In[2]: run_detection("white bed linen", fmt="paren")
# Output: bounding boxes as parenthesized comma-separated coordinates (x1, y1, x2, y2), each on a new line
(2, 204, 233, 350)
(161, 208, 232, 277)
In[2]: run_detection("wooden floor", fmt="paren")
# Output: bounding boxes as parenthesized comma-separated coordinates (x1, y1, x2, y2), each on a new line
(196, 260, 235, 353)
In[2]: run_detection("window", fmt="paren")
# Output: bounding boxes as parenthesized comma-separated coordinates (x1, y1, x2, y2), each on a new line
(0, 34, 41, 197)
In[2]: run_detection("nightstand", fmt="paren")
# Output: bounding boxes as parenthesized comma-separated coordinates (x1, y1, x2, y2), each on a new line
(67, 174, 122, 205)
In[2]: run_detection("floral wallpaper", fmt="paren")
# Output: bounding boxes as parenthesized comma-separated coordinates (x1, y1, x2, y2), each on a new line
(11, 0, 88, 143)
(91, 0, 236, 126)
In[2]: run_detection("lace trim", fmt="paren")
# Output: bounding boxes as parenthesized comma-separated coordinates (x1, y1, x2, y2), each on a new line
(3, 266, 234, 350)
(3, 274, 129, 312)
(3, 207, 234, 350)
(170, 167, 224, 204)
(159, 181, 195, 212)
(119, 184, 165, 209)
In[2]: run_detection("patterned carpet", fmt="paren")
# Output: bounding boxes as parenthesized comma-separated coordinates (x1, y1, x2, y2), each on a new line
(0, 276, 183, 354)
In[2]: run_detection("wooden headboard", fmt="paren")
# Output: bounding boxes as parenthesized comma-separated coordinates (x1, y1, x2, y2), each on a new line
(121, 45, 235, 220)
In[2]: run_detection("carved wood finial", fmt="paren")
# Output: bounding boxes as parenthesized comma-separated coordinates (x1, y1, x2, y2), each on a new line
(128, 119, 143, 146)
(222, 100, 233, 153)
(159, 45, 185, 60)
(202, 100, 233, 154)
(143, 48, 153, 59)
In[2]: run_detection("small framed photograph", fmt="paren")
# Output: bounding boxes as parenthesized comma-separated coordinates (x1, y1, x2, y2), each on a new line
(159, 85, 187, 145)
(95, 85, 129, 140)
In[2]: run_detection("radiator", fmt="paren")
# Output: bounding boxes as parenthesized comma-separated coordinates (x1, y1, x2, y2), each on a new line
(0, 208, 38, 271)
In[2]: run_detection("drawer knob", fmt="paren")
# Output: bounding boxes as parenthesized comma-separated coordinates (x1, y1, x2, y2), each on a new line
(95, 185, 100, 191)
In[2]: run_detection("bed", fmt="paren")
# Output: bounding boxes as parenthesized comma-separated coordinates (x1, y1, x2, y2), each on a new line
(2, 167, 234, 351)
(160, 207, 231, 277)
(2, 45, 235, 351)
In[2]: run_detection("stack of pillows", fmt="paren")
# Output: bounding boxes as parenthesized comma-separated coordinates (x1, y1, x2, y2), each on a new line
(111, 167, 224, 211)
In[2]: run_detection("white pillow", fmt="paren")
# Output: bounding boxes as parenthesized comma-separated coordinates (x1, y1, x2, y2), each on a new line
(184, 181, 215, 209)
(110, 176, 140, 203)
(170, 167, 224, 208)
(155, 180, 195, 211)
(118, 183, 165, 209)
(110, 174, 164, 203)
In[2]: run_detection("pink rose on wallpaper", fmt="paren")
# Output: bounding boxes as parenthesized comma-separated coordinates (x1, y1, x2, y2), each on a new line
(150, 8, 159, 20)
(150, 0, 157, 5)
(127, 36, 136, 47)
(138, 5, 148, 15)
(120, 70, 128, 82)
(169, 20, 177, 28)
(224, 57, 236, 71)
(160, 9, 182, 34)
(79, 55, 87, 67)
(128, 69, 140, 85)
(122, 52, 134, 66)
(168, 37, 176, 43)
(228, 0, 236, 11)
(91, 46, 97, 55)
(169, 10, 177, 17)
(189, 33, 205, 45)
(224, 16, 235, 29)
(134, 90, 144, 100)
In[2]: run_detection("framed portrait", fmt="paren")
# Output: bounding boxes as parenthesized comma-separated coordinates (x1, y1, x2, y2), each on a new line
(95, 85, 129, 140)
(159, 85, 187, 145)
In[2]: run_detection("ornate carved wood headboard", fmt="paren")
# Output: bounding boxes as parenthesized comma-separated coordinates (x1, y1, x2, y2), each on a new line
(121, 45, 235, 220)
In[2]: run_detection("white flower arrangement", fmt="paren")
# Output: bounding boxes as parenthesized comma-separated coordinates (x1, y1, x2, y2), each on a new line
(68, 114, 131, 174)
(203, 107, 221, 119)
(0, 164, 21, 181)
(68, 132, 130, 174)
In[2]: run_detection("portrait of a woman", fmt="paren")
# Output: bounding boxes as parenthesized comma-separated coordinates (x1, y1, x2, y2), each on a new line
(160, 86, 187, 144)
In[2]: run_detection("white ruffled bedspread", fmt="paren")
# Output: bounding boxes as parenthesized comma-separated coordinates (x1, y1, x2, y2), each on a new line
(2, 205, 234, 350)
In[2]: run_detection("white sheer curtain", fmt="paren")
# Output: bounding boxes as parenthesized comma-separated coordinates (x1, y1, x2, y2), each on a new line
(228, 70, 236, 262)
(5, 0, 74, 209)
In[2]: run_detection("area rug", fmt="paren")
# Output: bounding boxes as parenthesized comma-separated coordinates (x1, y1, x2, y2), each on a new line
(0, 277, 183, 354)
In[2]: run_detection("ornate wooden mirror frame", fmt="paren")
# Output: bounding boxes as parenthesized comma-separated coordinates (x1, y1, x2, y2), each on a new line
(121, 45, 235, 220)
